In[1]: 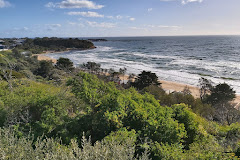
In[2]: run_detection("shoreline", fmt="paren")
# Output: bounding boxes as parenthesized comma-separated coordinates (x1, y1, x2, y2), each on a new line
(33, 47, 96, 64)
(32, 52, 240, 107)
(118, 75, 240, 107)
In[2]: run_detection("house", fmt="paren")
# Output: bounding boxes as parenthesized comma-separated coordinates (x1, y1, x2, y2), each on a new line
(14, 39, 25, 45)
(0, 44, 4, 49)
(0, 40, 4, 45)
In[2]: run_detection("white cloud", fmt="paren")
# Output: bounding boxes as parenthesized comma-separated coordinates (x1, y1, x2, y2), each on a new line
(160, 0, 203, 4)
(144, 24, 182, 30)
(13, 27, 29, 31)
(87, 21, 116, 28)
(106, 15, 137, 21)
(129, 18, 135, 21)
(148, 8, 153, 12)
(0, 0, 11, 8)
(129, 27, 146, 30)
(159, 0, 176, 1)
(106, 15, 123, 19)
(67, 11, 104, 17)
(182, 0, 203, 4)
(68, 21, 77, 25)
(45, 0, 104, 9)
(23, 27, 29, 31)
(68, 21, 85, 27)
(46, 24, 62, 31)
(46, 24, 62, 27)
(116, 15, 123, 19)
(158, 25, 181, 29)
(45, 2, 55, 8)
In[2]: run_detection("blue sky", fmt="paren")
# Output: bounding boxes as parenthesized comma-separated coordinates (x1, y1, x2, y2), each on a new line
(1, 0, 240, 37)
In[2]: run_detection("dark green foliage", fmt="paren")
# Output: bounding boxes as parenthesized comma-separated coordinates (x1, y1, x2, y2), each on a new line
(0, 101, 6, 127)
(0, 70, 25, 79)
(67, 72, 187, 145)
(236, 143, 240, 157)
(199, 77, 213, 101)
(131, 71, 161, 90)
(83, 61, 101, 73)
(16, 37, 95, 54)
(56, 57, 74, 72)
(35, 60, 53, 78)
(12, 48, 23, 58)
(152, 142, 184, 159)
(141, 84, 165, 100)
(0, 49, 239, 159)
(33, 37, 94, 49)
(172, 104, 200, 149)
(0, 72, 238, 159)
(206, 83, 236, 105)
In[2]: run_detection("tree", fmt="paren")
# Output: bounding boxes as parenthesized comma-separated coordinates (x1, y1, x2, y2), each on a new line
(141, 84, 165, 100)
(35, 60, 53, 78)
(212, 102, 240, 125)
(56, 57, 74, 72)
(83, 62, 101, 73)
(119, 67, 127, 84)
(198, 77, 213, 101)
(182, 86, 191, 96)
(131, 71, 161, 90)
(206, 83, 236, 105)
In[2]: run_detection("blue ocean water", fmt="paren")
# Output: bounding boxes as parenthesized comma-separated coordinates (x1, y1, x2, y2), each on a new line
(46, 36, 240, 94)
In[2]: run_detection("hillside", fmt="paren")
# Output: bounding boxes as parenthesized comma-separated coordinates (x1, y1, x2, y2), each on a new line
(0, 49, 239, 159)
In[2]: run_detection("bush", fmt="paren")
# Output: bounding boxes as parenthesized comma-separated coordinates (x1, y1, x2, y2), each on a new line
(56, 57, 74, 72)
(0, 128, 150, 160)
(131, 71, 161, 90)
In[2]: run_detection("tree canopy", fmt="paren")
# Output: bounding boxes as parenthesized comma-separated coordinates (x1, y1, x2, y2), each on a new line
(206, 83, 236, 105)
(0, 50, 239, 159)
(131, 71, 161, 90)
(56, 57, 74, 72)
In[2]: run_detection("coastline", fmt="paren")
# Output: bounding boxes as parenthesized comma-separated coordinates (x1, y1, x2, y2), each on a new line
(33, 46, 96, 64)
(161, 80, 240, 107)
(33, 52, 240, 107)
(118, 75, 240, 107)
(33, 53, 57, 63)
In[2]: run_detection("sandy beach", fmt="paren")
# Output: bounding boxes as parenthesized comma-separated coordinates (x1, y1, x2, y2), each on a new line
(161, 80, 240, 107)
(33, 53, 240, 108)
(162, 80, 240, 109)
(32, 50, 69, 64)
(119, 75, 240, 107)
(33, 54, 57, 63)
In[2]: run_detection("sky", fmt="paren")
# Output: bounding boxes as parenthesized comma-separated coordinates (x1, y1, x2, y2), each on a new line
(1, 0, 240, 37)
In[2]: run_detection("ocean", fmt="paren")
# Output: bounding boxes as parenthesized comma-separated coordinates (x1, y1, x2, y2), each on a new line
(46, 36, 240, 94)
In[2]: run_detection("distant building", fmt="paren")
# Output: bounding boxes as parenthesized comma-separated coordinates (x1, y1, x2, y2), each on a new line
(14, 39, 25, 45)
(0, 44, 4, 49)
(0, 40, 4, 45)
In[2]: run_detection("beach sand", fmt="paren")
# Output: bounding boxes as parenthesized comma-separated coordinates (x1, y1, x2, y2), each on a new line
(162, 80, 240, 109)
(161, 80, 200, 98)
(33, 51, 60, 63)
(33, 53, 240, 108)
(34, 54, 57, 63)
(119, 75, 240, 107)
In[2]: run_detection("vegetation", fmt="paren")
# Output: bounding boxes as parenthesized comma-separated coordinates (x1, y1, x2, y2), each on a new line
(15, 37, 95, 54)
(131, 71, 161, 90)
(0, 49, 239, 159)
(56, 57, 74, 72)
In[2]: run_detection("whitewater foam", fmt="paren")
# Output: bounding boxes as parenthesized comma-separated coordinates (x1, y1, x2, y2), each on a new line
(46, 36, 240, 94)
